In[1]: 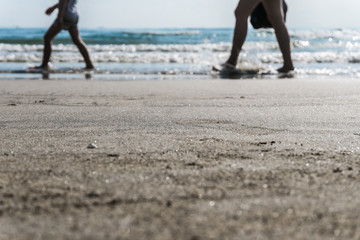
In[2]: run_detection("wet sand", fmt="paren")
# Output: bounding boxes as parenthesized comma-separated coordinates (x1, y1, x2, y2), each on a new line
(0, 78, 360, 240)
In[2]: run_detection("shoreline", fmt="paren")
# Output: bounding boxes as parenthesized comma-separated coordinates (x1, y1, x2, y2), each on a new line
(1, 72, 360, 82)
(1, 78, 360, 239)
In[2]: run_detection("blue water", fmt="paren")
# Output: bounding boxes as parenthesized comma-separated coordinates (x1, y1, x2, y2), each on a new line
(1, 27, 360, 79)
(0, 28, 234, 45)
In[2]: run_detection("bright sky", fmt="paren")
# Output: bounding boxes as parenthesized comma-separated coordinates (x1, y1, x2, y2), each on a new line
(0, 0, 359, 29)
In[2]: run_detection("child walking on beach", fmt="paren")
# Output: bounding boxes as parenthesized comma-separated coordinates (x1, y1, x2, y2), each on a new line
(224, 0, 294, 73)
(33, 0, 94, 69)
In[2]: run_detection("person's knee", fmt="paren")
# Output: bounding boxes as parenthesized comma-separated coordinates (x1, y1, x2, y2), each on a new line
(72, 38, 80, 45)
(69, 31, 83, 46)
(234, 7, 248, 21)
(267, 12, 285, 26)
(234, 8, 240, 17)
(72, 38, 84, 47)
(43, 33, 53, 43)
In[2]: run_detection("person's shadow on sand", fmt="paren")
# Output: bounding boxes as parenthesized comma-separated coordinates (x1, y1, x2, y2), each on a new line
(215, 69, 295, 80)
(41, 70, 92, 80)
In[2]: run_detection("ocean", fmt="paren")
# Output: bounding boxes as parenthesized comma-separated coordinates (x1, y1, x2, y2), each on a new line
(1, 27, 360, 79)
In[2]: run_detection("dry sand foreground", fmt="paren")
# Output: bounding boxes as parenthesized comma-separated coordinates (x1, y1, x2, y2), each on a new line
(0, 78, 360, 240)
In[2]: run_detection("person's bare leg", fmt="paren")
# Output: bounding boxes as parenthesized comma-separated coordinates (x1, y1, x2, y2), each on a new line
(226, 0, 262, 67)
(68, 27, 94, 69)
(262, 0, 294, 72)
(32, 22, 62, 69)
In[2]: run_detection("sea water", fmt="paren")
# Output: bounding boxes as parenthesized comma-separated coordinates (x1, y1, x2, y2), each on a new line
(1, 27, 360, 79)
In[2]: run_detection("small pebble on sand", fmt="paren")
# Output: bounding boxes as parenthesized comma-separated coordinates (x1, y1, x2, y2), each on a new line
(87, 143, 97, 149)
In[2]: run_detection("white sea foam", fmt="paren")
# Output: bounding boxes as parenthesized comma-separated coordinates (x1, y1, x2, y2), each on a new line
(2, 45, 360, 65)
(290, 29, 360, 41)
(0, 42, 284, 53)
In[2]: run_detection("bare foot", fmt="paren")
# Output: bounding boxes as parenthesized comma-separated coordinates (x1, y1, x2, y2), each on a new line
(219, 62, 236, 71)
(277, 65, 294, 73)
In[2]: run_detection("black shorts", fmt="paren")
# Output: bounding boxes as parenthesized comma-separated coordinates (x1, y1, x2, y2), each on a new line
(52, 16, 79, 30)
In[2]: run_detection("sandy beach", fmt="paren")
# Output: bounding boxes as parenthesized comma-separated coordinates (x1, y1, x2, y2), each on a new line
(0, 78, 360, 240)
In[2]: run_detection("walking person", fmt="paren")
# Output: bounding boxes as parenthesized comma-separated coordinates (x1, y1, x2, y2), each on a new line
(224, 0, 294, 73)
(32, 0, 94, 70)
